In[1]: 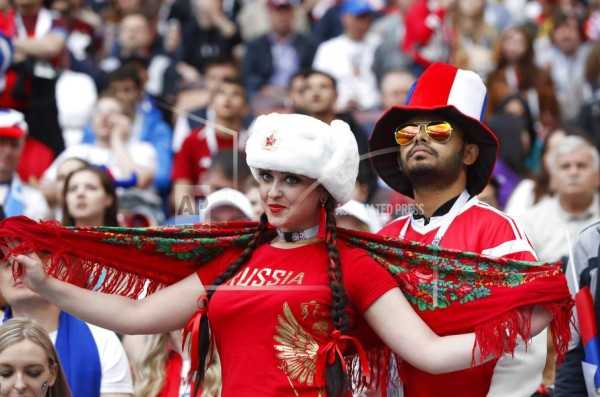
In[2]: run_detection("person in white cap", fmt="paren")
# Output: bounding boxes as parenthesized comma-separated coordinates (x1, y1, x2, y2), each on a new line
(312, 0, 381, 111)
(200, 188, 255, 223)
(335, 199, 383, 232)
(7, 113, 552, 397)
(0, 109, 49, 221)
(370, 62, 544, 397)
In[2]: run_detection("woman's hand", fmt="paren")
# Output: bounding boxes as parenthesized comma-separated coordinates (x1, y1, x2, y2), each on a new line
(8, 252, 49, 295)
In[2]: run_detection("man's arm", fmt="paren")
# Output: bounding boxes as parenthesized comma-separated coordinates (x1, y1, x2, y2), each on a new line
(13, 31, 65, 60)
(486, 214, 547, 397)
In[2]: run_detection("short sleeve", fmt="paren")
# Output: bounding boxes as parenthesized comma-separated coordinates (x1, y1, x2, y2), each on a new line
(171, 133, 197, 181)
(195, 248, 245, 289)
(87, 324, 134, 394)
(339, 243, 399, 314)
(22, 185, 50, 221)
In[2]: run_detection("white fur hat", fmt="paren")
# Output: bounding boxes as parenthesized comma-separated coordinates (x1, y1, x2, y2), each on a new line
(245, 113, 359, 205)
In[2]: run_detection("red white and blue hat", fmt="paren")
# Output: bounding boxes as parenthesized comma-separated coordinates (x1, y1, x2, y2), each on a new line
(369, 62, 498, 197)
(0, 109, 27, 139)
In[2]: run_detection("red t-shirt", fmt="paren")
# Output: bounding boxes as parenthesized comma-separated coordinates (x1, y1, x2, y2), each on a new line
(378, 197, 537, 397)
(196, 241, 398, 396)
(17, 137, 55, 183)
(171, 126, 236, 184)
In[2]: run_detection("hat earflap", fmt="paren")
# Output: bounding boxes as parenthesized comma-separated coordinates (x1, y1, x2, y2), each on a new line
(317, 120, 359, 206)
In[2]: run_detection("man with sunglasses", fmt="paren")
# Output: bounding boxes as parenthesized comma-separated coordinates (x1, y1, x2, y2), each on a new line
(369, 62, 545, 397)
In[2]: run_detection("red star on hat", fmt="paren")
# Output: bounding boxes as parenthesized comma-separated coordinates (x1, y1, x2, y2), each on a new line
(265, 133, 277, 147)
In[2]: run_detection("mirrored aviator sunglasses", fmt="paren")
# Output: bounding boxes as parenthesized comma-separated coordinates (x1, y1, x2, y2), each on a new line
(394, 121, 453, 145)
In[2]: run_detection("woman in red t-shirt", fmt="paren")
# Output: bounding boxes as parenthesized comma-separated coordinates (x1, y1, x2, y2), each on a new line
(8, 113, 552, 397)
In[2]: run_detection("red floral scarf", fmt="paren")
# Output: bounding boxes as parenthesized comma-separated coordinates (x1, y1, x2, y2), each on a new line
(0, 216, 574, 376)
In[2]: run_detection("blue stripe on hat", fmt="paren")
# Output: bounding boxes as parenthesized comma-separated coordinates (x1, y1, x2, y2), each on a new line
(480, 93, 488, 122)
(404, 80, 418, 106)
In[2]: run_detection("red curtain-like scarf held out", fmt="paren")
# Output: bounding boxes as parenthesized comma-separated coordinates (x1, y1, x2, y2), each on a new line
(0, 216, 574, 388)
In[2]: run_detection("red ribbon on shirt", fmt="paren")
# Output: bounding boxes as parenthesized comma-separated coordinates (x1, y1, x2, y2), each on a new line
(315, 329, 371, 387)
(183, 295, 213, 376)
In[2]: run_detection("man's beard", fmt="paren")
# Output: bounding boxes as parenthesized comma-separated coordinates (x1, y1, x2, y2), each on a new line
(400, 144, 465, 191)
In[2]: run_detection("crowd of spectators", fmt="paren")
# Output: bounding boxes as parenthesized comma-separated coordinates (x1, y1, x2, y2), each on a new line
(2, 0, 596, 226)
(0, 0, 597, 220)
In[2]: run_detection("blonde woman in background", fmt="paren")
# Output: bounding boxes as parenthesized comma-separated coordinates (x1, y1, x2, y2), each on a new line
(0, 318, 72, 397)
(124, 331, 222, 397)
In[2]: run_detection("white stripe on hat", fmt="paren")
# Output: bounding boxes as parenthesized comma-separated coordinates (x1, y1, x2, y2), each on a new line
(0, 34, 12, 91)
(447, 69, 487, 121)
(0, 37, 12, 73)
(0, 109, 27, 132)
(0, 36, 11, 74)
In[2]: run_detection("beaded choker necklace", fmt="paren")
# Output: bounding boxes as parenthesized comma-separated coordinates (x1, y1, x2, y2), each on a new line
(275, 225, 320, 243)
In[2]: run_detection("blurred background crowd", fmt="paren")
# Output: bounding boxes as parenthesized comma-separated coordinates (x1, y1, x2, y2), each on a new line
(4, 0, 600, 235)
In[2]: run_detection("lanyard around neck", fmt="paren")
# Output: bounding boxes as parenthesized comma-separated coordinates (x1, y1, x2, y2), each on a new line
(399, 190, 471, 246)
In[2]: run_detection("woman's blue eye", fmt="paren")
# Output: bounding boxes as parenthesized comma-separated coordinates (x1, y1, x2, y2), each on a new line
(259, 172, 273, 182)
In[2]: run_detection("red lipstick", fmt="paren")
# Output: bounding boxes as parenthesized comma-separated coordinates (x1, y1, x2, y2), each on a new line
(268, 204, 285, 214)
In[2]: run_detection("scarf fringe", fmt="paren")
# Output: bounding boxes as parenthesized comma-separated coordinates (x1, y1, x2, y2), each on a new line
(46, 253, 163, 298)
(346, 346, 402, 396)
(0, 219, 258, 299)
(546, 301, 575, 365)
(4, 239, 164, 300)
(474, 301, 574, 365)
(345, 303, 574, 392)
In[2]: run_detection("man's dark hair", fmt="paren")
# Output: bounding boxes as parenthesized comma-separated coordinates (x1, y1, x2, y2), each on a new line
(304, 69, 338, 92)
(210, 149, 251, 183)
(552, 11, 586, 43)
(218, 77, 248, 103)
(287, 68, 309, 89)
(107, 64, 143, 89)
(221, 76, 245, 91)
(204, 57, 240, 76)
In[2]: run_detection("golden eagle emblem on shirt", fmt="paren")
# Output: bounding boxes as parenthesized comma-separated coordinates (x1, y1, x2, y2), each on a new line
(274, 302, 319, 386)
